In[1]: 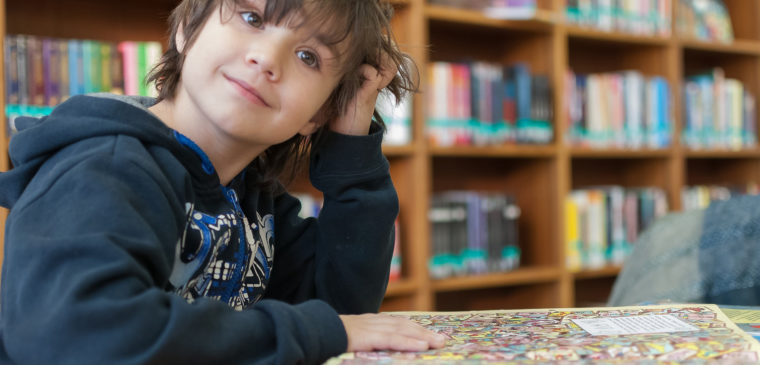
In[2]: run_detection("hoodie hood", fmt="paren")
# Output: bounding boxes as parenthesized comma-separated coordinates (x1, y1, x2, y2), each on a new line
(0, 94, 183, 208)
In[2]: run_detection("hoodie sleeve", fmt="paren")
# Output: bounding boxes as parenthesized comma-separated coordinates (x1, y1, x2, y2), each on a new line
(1, 136, 346, 364)
(263, 123, 399, 314)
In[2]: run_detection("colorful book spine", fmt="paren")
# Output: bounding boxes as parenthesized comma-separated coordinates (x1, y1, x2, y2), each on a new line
(68, 39, 84, 97)
(27, 36, 45, 106)
(118, 41, 138, 96)
(145, 42, 163, 97)
(566, 186, 668, 269)
(5, 35, 20, 106)
(58, 40, 70, 102)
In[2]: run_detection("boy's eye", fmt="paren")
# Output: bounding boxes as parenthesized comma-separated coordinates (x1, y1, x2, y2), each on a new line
(241, 12, 263, 28)
(297, 50, 319, 68)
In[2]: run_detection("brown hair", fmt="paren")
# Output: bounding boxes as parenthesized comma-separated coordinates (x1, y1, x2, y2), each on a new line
(146, 0, 418, 186)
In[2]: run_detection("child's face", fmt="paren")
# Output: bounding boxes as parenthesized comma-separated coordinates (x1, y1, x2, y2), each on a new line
(174, 0, 345, 149)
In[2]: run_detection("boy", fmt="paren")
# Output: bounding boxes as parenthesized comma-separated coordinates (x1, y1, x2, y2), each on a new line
(0, 0, 445, 363)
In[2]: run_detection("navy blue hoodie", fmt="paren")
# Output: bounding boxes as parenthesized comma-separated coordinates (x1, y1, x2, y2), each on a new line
(0, 94, 398, 364)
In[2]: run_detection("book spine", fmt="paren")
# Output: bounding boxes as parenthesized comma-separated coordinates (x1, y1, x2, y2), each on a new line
(5, 35, 20, 106)
(100, 42, 113, 93)
(145, 42, 163, 97)
(27, 36, 45, 106)
(58, 40, 70, 102)
(16, 35, 29, 107)
(118, 41, 138, 96)
(136, 42, 148, 96)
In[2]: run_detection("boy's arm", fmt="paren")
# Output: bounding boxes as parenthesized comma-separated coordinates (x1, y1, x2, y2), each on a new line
(264, 123, 398, 314)
(0, 146, 346, 364)
(264, 58, 399, 313)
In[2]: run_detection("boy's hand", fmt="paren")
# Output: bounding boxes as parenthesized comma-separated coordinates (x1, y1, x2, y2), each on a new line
(330, 55, 396, 136)
(340, 313, 447, 352)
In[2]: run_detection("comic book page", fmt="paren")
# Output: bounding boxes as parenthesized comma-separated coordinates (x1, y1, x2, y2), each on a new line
(326, 304, 760, 364)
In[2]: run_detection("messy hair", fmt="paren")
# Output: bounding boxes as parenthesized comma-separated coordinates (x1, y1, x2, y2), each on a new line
(146, 0, 418, 187)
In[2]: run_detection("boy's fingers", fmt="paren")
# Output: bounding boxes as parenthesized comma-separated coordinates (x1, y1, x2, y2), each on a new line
(341, 314, 447, 352)
(388, 317, 447, 348)
(376, 52, 396, 90)
(385, 335, 432, 352)
(359, 64, 385, 94)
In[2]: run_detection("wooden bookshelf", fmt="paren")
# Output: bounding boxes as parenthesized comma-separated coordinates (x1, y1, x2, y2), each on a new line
(2, 0, 760, 312)
(0, 0, 6, 274)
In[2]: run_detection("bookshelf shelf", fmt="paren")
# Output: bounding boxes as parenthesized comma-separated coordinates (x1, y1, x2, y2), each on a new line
(679, 39, 760, 55)
(572, 265, 622, 280)
(431, 266, 561, 292)
(684, 149, 760, 159)
(384, 279, 419, 297)
(3, 0, 760, 313)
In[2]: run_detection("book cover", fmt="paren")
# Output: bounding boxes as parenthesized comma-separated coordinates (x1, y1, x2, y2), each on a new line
(328, 304, 760, 363)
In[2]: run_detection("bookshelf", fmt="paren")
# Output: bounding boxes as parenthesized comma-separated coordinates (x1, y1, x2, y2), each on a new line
(0, 0, 6, 271)
(2, 0, 760, 312)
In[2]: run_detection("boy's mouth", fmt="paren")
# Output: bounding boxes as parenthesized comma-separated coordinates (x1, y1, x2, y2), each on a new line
(224, 74, 271, 108)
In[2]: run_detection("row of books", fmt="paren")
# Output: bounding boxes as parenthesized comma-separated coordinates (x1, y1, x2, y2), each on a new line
(565, 0, 672, 36)
(4, 34, 162, 135)
(682, 68, 757, 150)
(426, 61, 553, 147)
(429, 191, 521, 280)
(565, 70, 672, 149)
(565, 186, 668, 271)
(682, 183, 759, 211)
(675, 0, 733, 43)
(293, 192, 403, 282)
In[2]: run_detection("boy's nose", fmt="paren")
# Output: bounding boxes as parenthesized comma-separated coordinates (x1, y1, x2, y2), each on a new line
(245, 46, 283, 82)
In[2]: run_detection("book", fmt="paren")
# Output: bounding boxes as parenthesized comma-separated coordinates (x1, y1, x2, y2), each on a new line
(4, 35, 20, 106)
(327, 304, 760, 363)
(26, 36, 45, 106)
